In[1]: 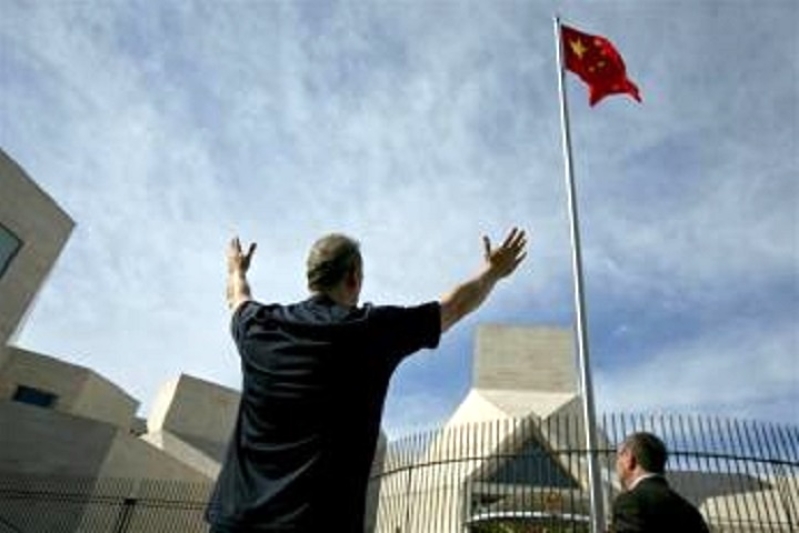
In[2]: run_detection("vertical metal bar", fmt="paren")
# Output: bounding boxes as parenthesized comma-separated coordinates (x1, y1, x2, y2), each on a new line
(421, 428, 429, 533)
(756, 420, 786, 532)
(552, 16, 604, 533)
(402, 433, 413, 533)
(400, 433, 407, 533)
(608, 412, 620, 503)
(111, 498, 135, 533)
(431, 427, 440, 533)
(573, 411, 582, 533)
(711, 415, 739, 528)
(674, 414, 689, 478)
(453, 423, 462, 533)
(744, 418, 773, 532)
(774, 423, 799, 530)
(457, 422, 466, 533)
(733, 417, 758, 529)
(498, 417, 506, 529)
(445, 424, 454, 533)
(696, 415, 723, 525)
(720, 416, 745, 530)
(663, 413, 678, 472)
(750, 419, 779, 532)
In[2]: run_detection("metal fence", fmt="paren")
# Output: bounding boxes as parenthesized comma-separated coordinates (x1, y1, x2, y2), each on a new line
(0, 477, 211, 533)
(0, 413, 796, 532)
(373, 413, 798, 533)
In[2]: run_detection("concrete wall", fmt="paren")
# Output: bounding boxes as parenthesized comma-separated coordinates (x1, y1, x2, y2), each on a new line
(72, 368, 138, 428)
(0, 346, 87, 411)
(0, 399, 207, 483)
(0, 400, 211, 533)
(140, 430, 222, 479)
(0, 148, 74, 355)
(147, 373, 239, 451)
(474, 325, 576, 393)
(143, 374, 240, 476)
(0, 346, 138, 429)
(0, 400, 116, 477)
(100, 430, 211, 483)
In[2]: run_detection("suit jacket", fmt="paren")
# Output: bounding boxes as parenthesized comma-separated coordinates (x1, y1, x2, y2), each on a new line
(611, 476, 710, 533)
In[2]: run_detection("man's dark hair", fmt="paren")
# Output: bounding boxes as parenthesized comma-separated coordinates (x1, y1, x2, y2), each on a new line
(306, 234, 361, 292)
(623, 432, 668, 474)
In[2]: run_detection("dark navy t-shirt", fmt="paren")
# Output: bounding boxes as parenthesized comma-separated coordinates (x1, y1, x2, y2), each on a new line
(206, 296, 441, 531)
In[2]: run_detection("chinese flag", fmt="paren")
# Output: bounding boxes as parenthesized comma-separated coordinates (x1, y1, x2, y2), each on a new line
(561, 24, 641, 106)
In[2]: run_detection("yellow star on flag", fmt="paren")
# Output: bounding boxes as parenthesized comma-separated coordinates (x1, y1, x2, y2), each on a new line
(569, 38, 587, 60)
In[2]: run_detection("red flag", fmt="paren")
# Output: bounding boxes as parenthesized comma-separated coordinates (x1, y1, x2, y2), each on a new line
(561, 24, 641, 106)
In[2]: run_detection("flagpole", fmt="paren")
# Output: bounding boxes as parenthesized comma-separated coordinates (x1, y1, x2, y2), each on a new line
(553, 15, 605, 533)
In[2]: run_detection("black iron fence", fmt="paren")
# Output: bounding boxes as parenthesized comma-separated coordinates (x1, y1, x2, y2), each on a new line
(0, 413, 796, 532)
(0, 477, 211, 533)
(373, 413, 798, 532)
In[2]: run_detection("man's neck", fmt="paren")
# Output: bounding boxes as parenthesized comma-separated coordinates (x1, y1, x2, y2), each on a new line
(627, 472, 660, 491)
(314, 289, 358, 308)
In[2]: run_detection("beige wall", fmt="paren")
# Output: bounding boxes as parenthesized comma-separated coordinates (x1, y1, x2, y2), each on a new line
(474, 325, 576, 393)
(0, 397, 211, 485)
(148, 373, 239, 445)
(140, 430, 221, 479)
(0, 347, 87, 410)
(72, 369, 138, 428)
(0, 346, 138, 429)
(0, 400, 116, 477)
(0, 148, 74, 354)
(100, 430, 211, 483)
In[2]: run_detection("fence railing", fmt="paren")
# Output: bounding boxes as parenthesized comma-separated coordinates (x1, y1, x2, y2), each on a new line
(0, 477, 211, 533)
(372, 413, 798, 533)
(0, 413, 796, 532)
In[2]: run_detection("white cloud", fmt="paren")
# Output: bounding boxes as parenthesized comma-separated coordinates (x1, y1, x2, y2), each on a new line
(597, 317, 798, 423)
(1, 1, 796, 432)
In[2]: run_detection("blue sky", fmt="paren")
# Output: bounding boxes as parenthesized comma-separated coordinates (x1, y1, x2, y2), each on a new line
(1, 0, 796, 437)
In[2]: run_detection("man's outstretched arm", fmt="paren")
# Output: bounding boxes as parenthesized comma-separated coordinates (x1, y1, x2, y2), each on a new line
(439, 227, 528, 333)
(227, 237, 256, 311)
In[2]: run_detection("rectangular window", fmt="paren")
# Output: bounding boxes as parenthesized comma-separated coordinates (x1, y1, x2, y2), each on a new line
(0, 223, 22, 278)
(12, 385, 58, 408)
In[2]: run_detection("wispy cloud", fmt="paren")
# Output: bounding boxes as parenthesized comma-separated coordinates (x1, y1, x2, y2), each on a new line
(1, 1, 796, 432)
(597, 316, 798, 421)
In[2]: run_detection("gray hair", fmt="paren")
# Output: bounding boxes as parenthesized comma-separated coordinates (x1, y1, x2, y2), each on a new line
(622, 432, 668, 474)
(306, 233, 361, 292)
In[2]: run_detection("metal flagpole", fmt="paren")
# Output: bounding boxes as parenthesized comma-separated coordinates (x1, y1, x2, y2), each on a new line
(553, 15, 605, 533)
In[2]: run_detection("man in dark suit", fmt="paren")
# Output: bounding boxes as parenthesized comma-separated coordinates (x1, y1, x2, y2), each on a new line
(611, 432, 710, 533)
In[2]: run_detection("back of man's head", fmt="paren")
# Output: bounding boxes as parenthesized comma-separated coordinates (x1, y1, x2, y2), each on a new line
(306, 233, 361, 293)
(624, 432, 668, 475)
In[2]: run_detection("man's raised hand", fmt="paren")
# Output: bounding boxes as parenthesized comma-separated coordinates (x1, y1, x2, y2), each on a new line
(228, 237, 257, 274)
(482, 227, 527, 280)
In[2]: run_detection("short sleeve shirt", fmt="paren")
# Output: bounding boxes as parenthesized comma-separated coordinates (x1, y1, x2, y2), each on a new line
(206, 296, 441, 531)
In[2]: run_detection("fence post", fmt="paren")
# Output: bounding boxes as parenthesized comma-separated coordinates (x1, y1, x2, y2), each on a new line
(111, 497, 136, 533)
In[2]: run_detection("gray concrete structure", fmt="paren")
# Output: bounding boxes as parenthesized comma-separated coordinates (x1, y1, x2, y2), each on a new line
(0, 399, 205, 482)
(0, 346, 138, 428)
(143, 373, 240, 478)
(0, 147, 74, 364)
(0, 149, 210, 487)
(474, 324, 576, 393)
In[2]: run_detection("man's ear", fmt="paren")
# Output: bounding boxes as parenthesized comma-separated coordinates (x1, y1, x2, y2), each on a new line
(626, 452, 638, 471)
